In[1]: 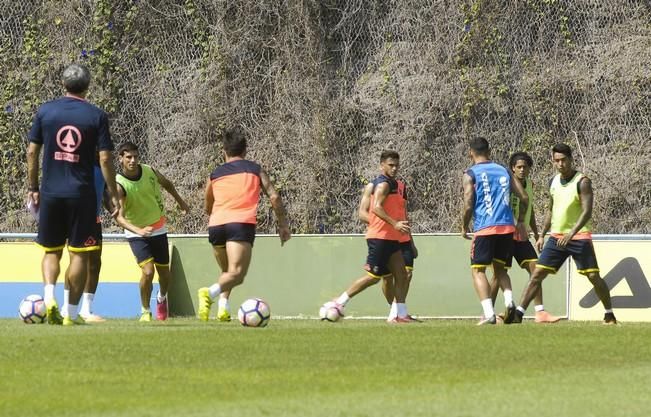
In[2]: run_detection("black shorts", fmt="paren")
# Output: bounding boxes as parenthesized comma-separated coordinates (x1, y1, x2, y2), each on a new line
(364, 239, 400, 278)
(536, 236, 599, 275)
(400, 241, 415, 269)
(470, 233, 514, 268)
(513, 240, 537, 268)
(94, 218, 103, 246)
(208, 223, 256, 247)
(127, 234, 170, 266)
(36, 195, 100, 252)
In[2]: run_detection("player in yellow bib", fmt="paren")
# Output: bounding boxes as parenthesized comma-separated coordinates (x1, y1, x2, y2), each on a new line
(115, 141, 190, 322)
(489, 152, 560, 323)
(513, 143, 617, 324)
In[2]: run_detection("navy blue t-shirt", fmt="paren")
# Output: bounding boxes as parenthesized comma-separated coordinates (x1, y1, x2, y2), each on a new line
(28, 96, 113, 198)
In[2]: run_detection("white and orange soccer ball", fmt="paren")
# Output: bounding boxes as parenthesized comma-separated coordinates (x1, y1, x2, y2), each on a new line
(238, 298, 271, 327)
(19, 294, 46, 324)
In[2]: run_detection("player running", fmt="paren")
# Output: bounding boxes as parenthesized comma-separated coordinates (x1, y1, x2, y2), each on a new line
(197, 127, 290, 322)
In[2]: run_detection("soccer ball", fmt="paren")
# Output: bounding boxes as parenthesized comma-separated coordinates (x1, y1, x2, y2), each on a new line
(19, 294, 46, 324)
(319, 301, 344, 322)
(238, 298, 271, 327)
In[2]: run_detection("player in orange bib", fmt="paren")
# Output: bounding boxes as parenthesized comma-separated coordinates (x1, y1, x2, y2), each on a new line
(324, 150, 414, 322)
(358, 178, 418, 321)
(197, 127, 291, 322)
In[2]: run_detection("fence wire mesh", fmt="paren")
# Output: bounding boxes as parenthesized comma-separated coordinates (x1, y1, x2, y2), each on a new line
(1, 0, 650, 234)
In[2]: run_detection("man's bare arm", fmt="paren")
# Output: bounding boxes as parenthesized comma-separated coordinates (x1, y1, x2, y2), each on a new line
(461, 173, 475, 239)
(26, 142, 41, 206)
(154, 168, 190, 213)
(204, 178, 214, 216)
(260, 169, 290, 245)
(99, 150, 120, 217)
(357, 182, 374, 224)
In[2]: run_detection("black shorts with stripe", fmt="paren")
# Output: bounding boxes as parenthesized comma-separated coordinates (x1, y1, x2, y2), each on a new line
(513, 240, 537, 268)
(127, 234, 170, 266)
(36, 195, 100, 252)
(536, 236, 599, 275)
(470, 233, 514, 268)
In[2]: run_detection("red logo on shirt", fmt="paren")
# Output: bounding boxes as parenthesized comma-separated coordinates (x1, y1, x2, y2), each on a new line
(55, 125, 82, 162)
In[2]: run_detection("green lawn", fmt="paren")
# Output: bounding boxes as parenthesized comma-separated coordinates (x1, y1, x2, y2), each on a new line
(0, 318, 649, 417)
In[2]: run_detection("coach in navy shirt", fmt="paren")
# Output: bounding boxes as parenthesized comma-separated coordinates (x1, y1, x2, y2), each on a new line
(26, 63, 121, 325)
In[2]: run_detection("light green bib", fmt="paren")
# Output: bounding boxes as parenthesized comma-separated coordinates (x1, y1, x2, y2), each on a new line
(116, 164, 165, 227)
(510, 179, 533, 227)
(550, 172, 591, 234)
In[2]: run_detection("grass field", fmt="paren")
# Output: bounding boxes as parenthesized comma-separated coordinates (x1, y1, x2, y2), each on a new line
(1, 318, 650, 417)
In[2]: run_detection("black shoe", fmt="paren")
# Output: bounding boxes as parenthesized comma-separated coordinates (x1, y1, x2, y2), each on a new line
(503, 302, 516, 324)
(603, 312, 618, 325)
(512, 310, 524, 324)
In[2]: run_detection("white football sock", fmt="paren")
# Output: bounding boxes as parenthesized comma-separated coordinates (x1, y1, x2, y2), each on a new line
(534, 304, 544, 312)
(388, 302, 398, 319)
(481, 298, 495, 318)
(44, 284, 55, 305)
(336, 292, 351, 306)
(80, 292, 94, 316)
(218, 296, 230, 311)
(62, 289, 70, 317)
(66, 303, 78, 320)
(516, 306, 526, 314)
(397, 303, 408, 318)
(503, 289, 513, 306)
(157, 291, 166, 303)
(208, 284, 221, 299)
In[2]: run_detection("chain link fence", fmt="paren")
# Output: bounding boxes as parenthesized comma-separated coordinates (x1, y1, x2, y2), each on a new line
(1, 0, 650, 235)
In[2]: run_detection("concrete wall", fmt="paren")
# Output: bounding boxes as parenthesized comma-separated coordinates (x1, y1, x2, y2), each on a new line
(168, 235, 568, 318)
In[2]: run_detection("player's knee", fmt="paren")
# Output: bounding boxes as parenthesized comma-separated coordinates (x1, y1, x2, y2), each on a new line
(141, 264, 155, 281)
(530, 272, 545, 284)
(585, 272, 602, 284)
(230, 271, 247, 285)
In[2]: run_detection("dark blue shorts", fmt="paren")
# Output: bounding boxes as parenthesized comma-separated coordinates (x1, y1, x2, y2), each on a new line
(513, 240, 537, 268)
(400, 241, 415, 269)
(364, 239, 400, 278)
(127, 234, 170, 266)
(36, 195, 100, 252)
(208, 223, 256, 247)
(470, 233, 514, 268)
(536, 236, 599, 275)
